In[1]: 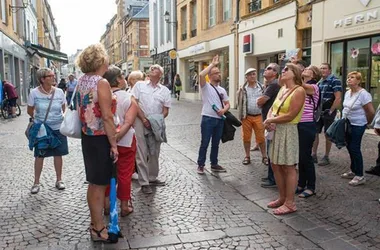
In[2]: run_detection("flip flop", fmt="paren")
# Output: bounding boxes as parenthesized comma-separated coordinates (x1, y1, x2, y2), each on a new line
(273, 204, 297, 215)
(298, 190, 315, 198)
(267, 199, 284, 208)
(242, 157, 251, 165)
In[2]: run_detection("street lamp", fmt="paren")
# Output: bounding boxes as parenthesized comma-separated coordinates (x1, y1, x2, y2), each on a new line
(9, 0, 29, 13)
(164, 11, 177, 27)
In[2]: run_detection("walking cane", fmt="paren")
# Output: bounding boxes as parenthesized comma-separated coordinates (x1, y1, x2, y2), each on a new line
(108, 158, 123, 243)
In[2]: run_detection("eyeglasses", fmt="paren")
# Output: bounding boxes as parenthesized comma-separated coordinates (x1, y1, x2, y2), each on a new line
(44, 74, 55, 79)
(265, 67, 273, 71)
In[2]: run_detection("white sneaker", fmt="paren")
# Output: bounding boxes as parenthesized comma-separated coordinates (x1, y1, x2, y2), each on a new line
(31, 184, 40, 194)
(349, 176, 366, 186)
(341, 171, 355, 179)
(132, 173, 139, 180)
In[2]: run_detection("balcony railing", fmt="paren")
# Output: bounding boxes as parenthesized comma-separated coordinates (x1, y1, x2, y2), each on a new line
(248, 0, 262, 13)
(191, 29, 197, 37)
(181, 33, 187, 41)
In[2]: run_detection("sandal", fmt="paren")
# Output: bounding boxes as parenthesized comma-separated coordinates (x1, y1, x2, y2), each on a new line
(242, 157, 251, 165)
(298, 189, 315, 198)
(90, 226, 111, 243)
(273, 204, 297, 215)
(262, 157, 269, 166)
(121, 200, 134, 217)
(295, 186, 304, 195)
(267, 199, 284, 208)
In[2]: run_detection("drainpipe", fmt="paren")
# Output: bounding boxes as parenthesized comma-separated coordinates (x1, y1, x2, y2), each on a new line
(234, 0, 240, 108)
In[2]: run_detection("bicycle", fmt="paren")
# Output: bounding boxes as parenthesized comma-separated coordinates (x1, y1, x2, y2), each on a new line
(1, 97, 21, 119)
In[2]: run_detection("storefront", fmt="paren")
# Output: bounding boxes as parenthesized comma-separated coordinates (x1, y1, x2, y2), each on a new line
(152, 50, 177, 91)
(238, 1, 297, 85)
(177, 34, 235, 105)
(0, 32, 28, 104)
(312, 0, 380, 107)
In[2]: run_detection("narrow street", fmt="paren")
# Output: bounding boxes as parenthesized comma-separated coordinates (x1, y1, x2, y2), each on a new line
(0, 98, 380, 250)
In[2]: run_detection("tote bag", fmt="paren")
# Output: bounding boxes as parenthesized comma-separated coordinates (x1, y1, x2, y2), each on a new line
(60, 85, 81, 139)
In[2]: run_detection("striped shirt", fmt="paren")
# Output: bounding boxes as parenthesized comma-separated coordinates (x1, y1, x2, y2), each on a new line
(319, 74, 342, 103)
(300, 84, 319, 123)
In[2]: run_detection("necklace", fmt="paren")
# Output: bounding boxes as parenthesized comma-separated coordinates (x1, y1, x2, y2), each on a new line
(40, 85, 53, 95)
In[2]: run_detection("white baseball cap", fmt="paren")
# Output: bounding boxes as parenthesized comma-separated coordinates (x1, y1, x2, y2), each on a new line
(245, 68, 257, 75)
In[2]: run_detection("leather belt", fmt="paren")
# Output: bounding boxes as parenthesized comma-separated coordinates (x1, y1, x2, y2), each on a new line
(247, 113, 261, 117)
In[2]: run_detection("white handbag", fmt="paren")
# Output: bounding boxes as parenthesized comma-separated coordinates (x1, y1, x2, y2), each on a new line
(60, 85, 81, 139)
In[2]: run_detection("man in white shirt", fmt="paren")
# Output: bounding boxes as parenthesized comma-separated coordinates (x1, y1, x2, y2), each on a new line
(197, 55, 230, 175)
(131, 64, 171, 194)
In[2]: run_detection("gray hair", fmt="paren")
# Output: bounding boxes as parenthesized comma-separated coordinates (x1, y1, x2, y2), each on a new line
(149, 64, 164, 75)
(103, 65, 123, 87)
(128, 70, 144, 81)
(36, 68, 53, 85)
(268, 63, 280, 77)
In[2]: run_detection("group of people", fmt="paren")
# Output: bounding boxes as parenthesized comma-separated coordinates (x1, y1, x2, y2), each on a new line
(26, 43, 171, 243)
(197, 54, 377, 215)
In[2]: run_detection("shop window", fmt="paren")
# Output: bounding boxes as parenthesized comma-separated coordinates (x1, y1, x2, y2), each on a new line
(347, 38, 370, 88)
(209, 0, 216, 27)
(187, 61, 199, 93)
(370, 36, 380, 109)
(248, 0, 261, 13)
(331, 42, 344, 82)
(219, 50, 230, 94)
(181, 6, 187, 40)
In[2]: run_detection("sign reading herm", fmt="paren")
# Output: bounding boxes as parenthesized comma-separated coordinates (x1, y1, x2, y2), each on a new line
(243, 34, 253, 54)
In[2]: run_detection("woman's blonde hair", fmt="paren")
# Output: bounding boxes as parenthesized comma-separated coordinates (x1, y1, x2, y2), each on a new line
(305, 65, 322, 82)
(286, 63, 303, 86)
(347, 71, 362, 82)
(36, 68, 53, 85)
(76, 43, 109, 73)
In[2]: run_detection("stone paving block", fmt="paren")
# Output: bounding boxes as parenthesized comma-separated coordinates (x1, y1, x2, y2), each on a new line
(273, 235, 319, 249)
(129, 235, 181, 249)
(319, 238, 359, 250)
(178, 230, 226, 243)
(301, 227, 337, 244)
(260, 222, 299, 236)
(225, 226, 258, 237)
(284, 216, 318, 232)
(230, 200, 264, 212)
(249, 212, 278, 222)
(218, 191, 247, 200)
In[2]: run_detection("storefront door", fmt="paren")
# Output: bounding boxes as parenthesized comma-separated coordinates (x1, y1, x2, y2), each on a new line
(371, 36, 380, 109)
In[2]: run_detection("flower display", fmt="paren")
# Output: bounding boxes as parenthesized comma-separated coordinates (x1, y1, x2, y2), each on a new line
(350, 48, 359, 59)
(372, 41, 380, 55)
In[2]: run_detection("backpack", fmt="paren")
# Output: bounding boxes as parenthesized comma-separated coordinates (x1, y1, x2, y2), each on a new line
(309, 87, 322, 122)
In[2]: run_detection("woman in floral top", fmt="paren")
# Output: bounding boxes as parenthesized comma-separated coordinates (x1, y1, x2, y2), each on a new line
(75, 44, 118, 243)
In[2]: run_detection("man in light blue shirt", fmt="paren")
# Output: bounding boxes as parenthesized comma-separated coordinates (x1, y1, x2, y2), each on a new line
(66, 74, 77, 105)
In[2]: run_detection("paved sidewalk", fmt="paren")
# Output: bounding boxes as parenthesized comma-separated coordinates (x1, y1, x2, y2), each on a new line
(0, 99, 379, 249)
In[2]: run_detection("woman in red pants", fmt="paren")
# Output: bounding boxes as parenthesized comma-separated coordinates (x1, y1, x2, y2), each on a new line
(103, 65, 138, 216)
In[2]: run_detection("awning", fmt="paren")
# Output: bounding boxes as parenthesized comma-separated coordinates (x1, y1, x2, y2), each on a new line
(27, 43, 68, 63)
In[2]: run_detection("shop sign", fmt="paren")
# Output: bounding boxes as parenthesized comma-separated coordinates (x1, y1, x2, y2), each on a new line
(189, 43, 208, 54)
(334, 9, 378, 28)
(243, 34, 253, 54)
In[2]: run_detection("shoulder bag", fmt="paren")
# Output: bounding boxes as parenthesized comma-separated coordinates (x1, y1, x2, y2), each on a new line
(265, 86, 300, 140)
(60, 84, 82, 139)
(25, 88, 56, 139)
(326, 89, 364, 149)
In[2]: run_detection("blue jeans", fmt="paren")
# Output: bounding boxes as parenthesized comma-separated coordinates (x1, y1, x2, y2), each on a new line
(298, 122, 317, 191)
(346, 124, 366, 177)
(266, 139, 275, 184)
(197, 115, 224, 166)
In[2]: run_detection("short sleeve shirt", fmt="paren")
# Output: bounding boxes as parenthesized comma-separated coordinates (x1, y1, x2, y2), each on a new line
(66, 80, 78, 92)
(27, 87, 65, 130)
(246, 83, 263, 115)
(201, 83, 229, 119)
(342, 89, 372, 126)
(113, 90, 135, 147)
(261, 79, 281, 120)
(319, 74, 342, 108)
(131, 81, 171, 116)
(300, 84, 320, 123)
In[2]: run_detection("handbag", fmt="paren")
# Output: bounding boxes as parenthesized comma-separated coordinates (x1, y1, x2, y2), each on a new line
(265, 86, 300, 140)
(25, 89, 56, 139)
(60, 84, 81, 139)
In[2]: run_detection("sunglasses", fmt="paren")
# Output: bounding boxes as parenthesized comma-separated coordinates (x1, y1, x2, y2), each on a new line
(282, 67, 289, 73)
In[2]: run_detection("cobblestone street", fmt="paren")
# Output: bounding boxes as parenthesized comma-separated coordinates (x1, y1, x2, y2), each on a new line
(1, 98, 380, 250)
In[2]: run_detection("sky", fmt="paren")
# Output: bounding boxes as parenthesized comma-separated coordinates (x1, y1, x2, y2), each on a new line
(49, 0, 117, 56)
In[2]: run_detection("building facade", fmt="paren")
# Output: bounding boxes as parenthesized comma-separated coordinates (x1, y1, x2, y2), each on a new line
(149, 0, 177, 89)
(176, 0, 236, 105)
(311, 0, 380, 108)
